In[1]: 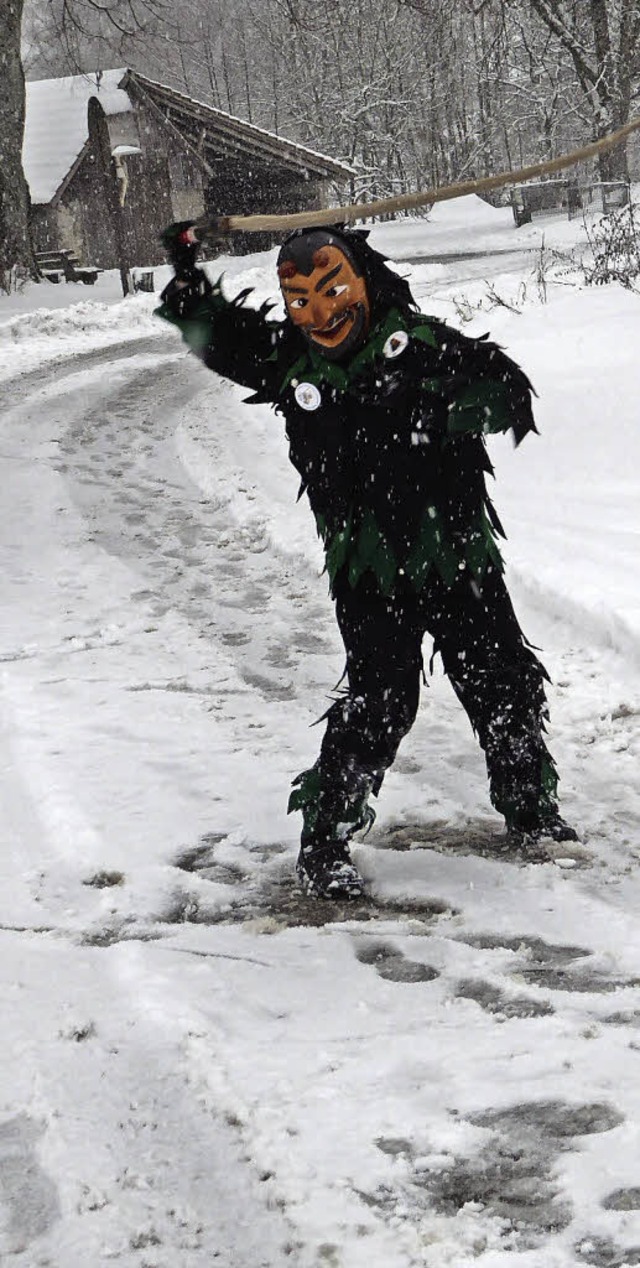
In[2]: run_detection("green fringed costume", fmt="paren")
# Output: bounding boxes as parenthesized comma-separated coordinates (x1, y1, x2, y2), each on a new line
(157, 225, 571, 882)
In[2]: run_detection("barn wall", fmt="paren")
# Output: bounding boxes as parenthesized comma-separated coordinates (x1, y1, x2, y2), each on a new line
(59, 149, 119, 267)
(120, 148, 174, 266)
(74, 100, 177, 271)
(30, 205, 62, 254)
(106, 108, 206, 269)
(171, 189, 206, 222)
(168, 149, 206, 223)
(31, 177, 111, 266)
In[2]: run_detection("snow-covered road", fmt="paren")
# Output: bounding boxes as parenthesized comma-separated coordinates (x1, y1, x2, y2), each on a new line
(2, 207, 640, 1266)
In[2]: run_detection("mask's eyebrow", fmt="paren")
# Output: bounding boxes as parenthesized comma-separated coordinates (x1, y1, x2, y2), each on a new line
(281, 283, 308, 295)
(315, 263, 343, 293)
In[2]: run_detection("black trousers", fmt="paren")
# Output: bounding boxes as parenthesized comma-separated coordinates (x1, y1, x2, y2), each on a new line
(304, 564, 558, 841)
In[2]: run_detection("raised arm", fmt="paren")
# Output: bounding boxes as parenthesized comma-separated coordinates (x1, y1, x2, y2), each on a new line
(155, 221, 282, 397)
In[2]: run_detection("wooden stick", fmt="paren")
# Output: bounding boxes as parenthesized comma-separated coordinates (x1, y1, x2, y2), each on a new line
(198, 115, 640, 237)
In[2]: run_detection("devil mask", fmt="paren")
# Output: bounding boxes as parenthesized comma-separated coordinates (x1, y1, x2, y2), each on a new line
(277, 229, 371, 361)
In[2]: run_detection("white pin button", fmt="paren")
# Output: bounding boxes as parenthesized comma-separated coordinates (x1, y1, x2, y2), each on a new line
(383, 330, 409, 359)
(295, 382, 322, 411)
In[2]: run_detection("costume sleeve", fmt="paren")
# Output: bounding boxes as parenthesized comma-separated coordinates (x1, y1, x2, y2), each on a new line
(426, 317, 538, 446)
(155, 269, 282, 396)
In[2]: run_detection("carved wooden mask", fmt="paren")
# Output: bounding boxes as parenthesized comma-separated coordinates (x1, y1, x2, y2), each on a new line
(278, 232, 371, 360)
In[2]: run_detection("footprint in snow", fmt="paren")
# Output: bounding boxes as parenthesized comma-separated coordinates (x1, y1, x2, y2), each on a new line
(172, 837, 456, 930)
(459, 932, 634, 995)
(602, 1188, 640, 1211)
(354, 939, 439, 983)
(575, 1236, 640, 1266)
(455, 977, 554, 1019)
(373, 819, 591, 867)
(0, 1115, 60, 1255)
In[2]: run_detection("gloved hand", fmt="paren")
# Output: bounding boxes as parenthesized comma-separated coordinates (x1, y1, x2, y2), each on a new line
(160, 221, 202, 278)
(159, 222, 212, 313)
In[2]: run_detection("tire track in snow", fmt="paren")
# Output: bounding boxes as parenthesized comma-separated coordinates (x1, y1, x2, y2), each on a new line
(55, 351, 339, 713)
(0, 932, 297, 1267)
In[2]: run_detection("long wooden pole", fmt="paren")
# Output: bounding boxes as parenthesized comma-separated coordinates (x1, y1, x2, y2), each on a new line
(196, 115, 640, 238)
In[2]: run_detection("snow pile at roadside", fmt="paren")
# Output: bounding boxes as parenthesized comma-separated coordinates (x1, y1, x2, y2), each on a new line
(0, 257, 281, 385)
(487, 285, 640, 660)
(0, 269, 127, 319)
(370, 193, 595, 259)
(372, 194, 527, 258)
(0, 293, 157, 346)
(0, 291, 162, 382)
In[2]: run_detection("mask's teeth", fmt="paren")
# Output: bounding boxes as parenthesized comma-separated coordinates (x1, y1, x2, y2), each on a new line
(314, 310, 353, 335)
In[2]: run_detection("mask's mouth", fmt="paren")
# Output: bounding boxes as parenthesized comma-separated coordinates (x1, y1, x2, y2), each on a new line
(308, 308, 357, 345)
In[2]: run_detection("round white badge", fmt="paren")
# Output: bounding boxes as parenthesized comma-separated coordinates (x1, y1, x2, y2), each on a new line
(382, 330, 409, 359)
(295, 382, 322, 412)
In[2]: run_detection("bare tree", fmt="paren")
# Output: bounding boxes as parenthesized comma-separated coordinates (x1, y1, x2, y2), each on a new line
(524, 0, 640, 181)
(494, 2, 585, 163)
(244, 0, 477, 200)
(0, 0, 37, 286)
(24, 0, 183, 84)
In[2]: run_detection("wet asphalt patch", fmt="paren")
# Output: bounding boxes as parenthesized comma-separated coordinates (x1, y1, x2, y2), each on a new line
(371, 819, 592, 867)
(372, 1099, 626, 1252)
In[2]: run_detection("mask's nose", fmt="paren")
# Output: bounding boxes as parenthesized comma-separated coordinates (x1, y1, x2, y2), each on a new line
(306, 295, 338, 331)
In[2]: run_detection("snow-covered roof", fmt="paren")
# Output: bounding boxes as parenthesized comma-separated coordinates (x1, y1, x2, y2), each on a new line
(24, 70, 131, 205)
(124, 71, 353, 181)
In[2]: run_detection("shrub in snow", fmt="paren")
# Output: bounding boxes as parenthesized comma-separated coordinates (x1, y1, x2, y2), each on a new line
(582, 201, 640, 289)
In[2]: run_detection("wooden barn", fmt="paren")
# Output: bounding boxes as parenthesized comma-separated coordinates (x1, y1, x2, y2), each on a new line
(23, 70, 353, 278)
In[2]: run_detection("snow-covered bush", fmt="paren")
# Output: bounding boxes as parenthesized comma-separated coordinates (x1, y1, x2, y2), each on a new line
(582, 201, 640, 289)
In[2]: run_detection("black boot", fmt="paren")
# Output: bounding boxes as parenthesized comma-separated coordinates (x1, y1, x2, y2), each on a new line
(506, 807, 578, 847)
(289, 758, 376, 900)
(296, 838, 364, 900)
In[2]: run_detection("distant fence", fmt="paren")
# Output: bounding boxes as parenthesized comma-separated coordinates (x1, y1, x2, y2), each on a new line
(510, 179, 631, 226)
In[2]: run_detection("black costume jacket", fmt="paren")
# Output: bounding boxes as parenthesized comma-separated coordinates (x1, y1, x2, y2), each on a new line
(157, 274, 537, 598)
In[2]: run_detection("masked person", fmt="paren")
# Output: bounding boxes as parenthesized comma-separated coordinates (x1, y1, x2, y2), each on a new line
(156, 221, 577, 900)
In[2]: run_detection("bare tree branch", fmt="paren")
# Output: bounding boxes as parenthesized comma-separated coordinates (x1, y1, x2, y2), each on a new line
(526, 0, 598, 86)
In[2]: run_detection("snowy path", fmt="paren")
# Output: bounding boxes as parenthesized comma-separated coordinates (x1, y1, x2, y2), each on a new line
(0, 931, 296, 1264)
(2, 329, 640, 1267)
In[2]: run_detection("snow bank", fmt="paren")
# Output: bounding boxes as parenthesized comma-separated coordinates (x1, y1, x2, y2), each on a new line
(0, 291, 162, 382)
